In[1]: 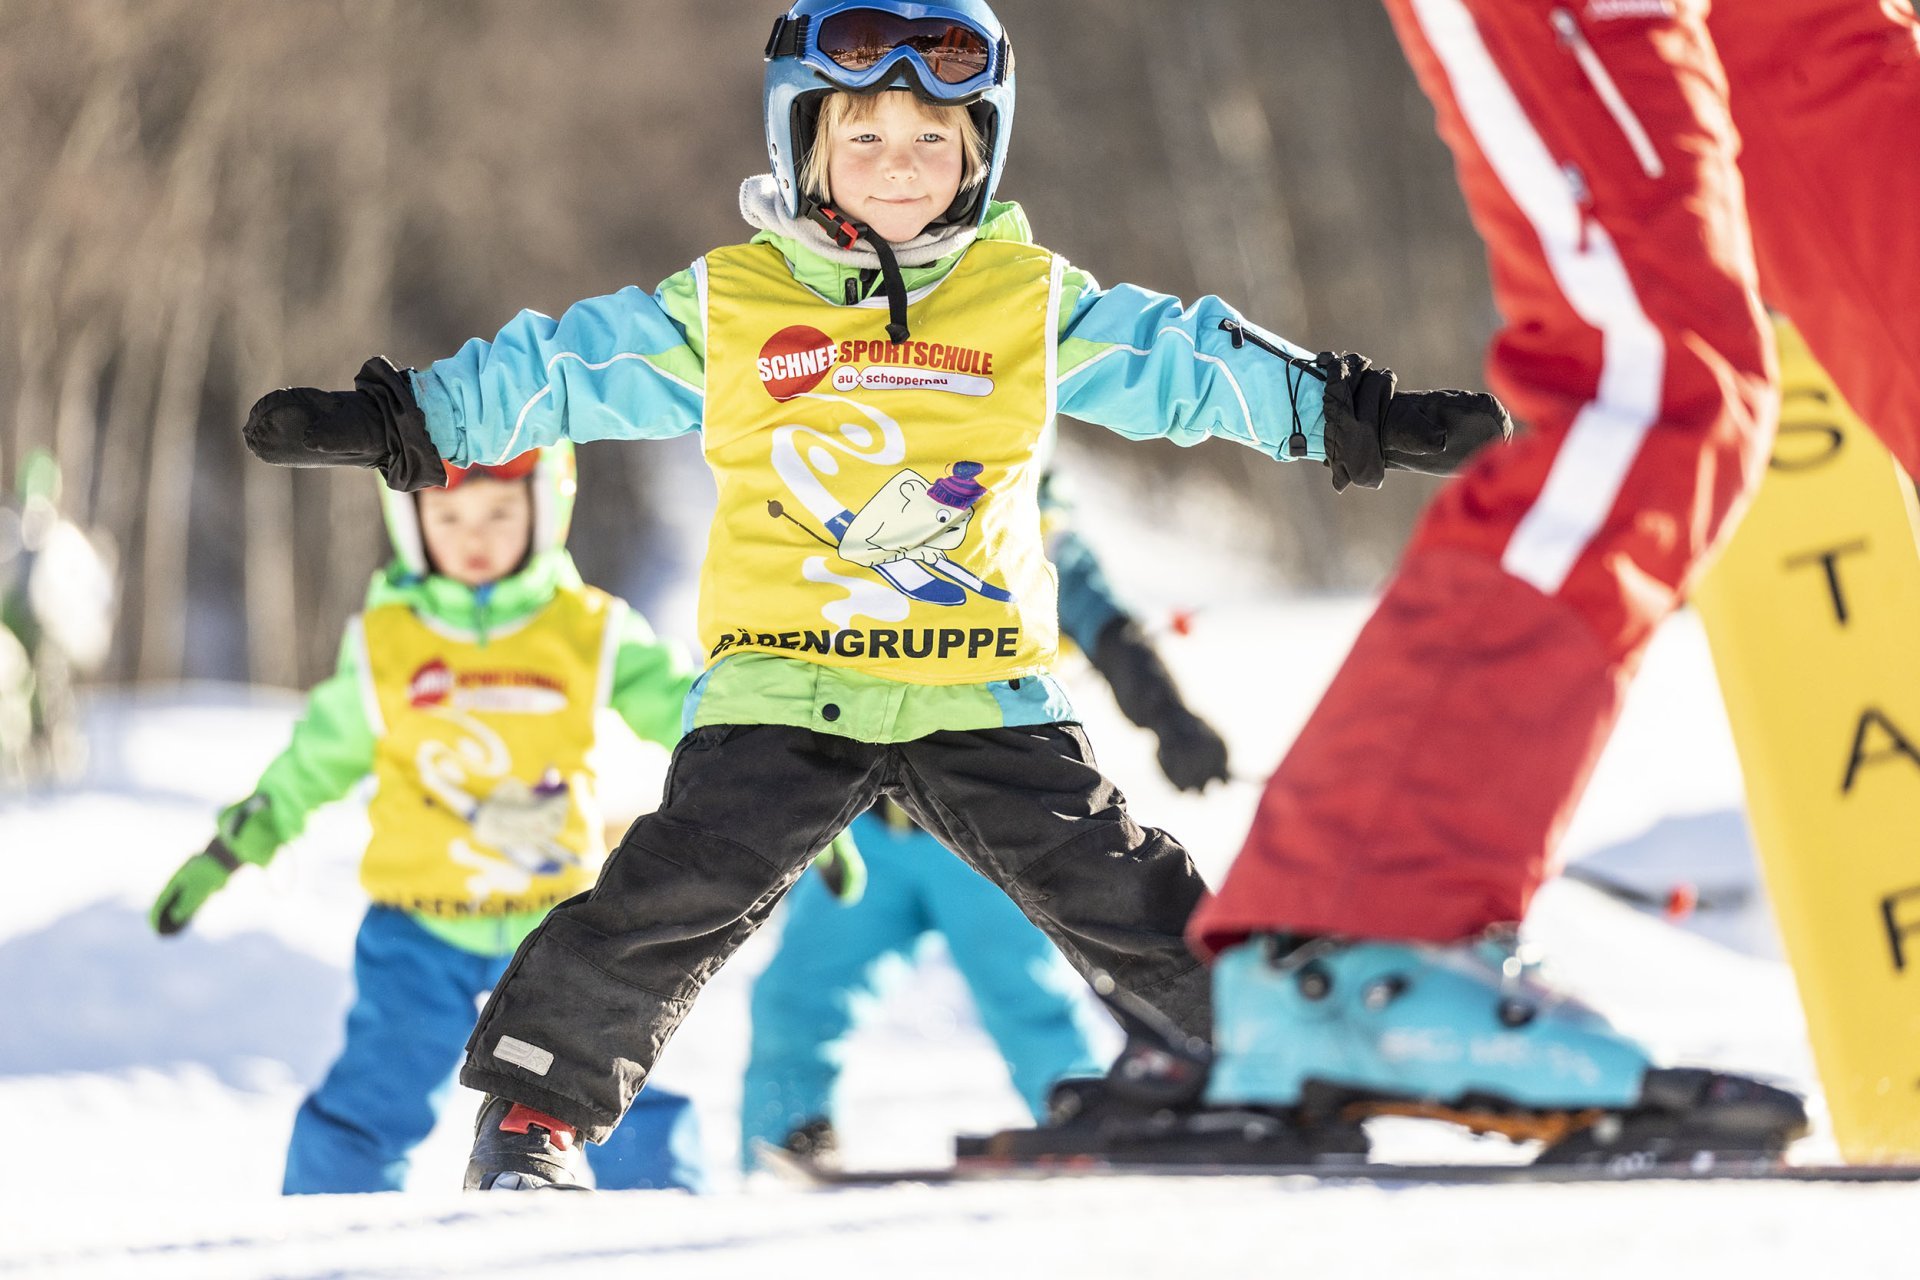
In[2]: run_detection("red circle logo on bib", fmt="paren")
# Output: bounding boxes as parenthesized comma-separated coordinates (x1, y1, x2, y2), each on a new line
(757, 325, 839, 401)
(408, 658, 453, 708)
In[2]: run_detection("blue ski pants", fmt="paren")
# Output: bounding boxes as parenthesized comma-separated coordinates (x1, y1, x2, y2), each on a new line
(740, 810, 1107, 1159)
(284, 906, 707, 1194)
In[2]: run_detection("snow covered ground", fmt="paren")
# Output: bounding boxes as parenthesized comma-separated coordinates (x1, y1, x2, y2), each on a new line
(2, 488, 1911, 1274)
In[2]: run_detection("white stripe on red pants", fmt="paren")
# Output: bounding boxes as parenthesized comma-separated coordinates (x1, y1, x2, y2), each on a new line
(1194, 0, 1778, 950)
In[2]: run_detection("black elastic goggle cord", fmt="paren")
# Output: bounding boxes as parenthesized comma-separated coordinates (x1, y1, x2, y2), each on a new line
(813, 205, 912, 343)
(1220, 318, 1321, 459)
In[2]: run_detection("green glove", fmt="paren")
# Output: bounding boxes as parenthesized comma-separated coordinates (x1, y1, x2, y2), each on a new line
(811, 829, 867, 906)
(150, 839, 244, 936)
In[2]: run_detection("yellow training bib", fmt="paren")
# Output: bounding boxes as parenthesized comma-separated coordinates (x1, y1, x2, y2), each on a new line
(357, 588, 619, 917)
(698, 239, 1062, 684)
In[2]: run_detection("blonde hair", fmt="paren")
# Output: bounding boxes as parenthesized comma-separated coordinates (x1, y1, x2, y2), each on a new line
(800, 91, 988, 209)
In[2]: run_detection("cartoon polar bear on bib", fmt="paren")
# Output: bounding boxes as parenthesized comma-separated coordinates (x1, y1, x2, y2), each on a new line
(835, 461, 987, 567)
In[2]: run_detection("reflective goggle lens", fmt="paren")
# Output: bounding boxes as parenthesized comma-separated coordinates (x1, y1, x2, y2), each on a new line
(815, 9, 993, 86)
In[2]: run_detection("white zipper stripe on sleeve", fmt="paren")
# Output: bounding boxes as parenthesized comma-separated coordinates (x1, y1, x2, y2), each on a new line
(1053, 326, 1267, 451)
(504, 350, 703, 461)
(694, 255, 710, 362)
(1411, 0, 1665, 597)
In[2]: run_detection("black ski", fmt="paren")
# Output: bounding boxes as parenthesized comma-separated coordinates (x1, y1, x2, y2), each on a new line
(756, 1144, 1920, 1188)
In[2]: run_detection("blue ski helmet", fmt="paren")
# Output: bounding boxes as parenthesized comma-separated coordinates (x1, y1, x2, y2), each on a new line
(763, 0, 1015, 228)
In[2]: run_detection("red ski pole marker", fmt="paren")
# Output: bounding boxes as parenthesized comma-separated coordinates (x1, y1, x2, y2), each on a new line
(1664, 882, 1699, 922)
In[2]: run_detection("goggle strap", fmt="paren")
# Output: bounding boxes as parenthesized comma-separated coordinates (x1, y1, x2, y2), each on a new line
(765, 15, 808, 61)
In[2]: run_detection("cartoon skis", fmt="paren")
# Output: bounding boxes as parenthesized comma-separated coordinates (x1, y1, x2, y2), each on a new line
(768, 460, 1013, 605)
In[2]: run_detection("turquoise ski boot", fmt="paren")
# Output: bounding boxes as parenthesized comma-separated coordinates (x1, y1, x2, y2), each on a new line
(1207, 933, 1807, 1166)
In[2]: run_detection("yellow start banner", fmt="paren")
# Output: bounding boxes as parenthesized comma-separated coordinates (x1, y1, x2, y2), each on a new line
(1694, 319, 1920, 1163)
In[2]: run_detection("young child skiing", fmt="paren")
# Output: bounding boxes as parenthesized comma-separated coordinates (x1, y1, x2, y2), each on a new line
(741, 470, 1228, 1165)
(150, 445, 710, 1194)
(239, 0, 1509, 1190)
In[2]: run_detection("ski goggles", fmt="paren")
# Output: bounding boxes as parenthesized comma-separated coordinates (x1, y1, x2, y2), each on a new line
(441, 450, 540, 489)
(767, 4, 1005, 100)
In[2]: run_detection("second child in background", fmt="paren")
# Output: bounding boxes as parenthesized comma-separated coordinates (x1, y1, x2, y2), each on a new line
(151, 445, 710, 1194)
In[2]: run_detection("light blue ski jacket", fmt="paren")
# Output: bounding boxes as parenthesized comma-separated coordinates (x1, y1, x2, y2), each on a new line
(413, 196, 1327, 472)
(408, 190, 1328, 742)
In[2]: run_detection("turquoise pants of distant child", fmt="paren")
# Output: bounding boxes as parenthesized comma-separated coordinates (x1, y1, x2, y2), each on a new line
(284, 905, 707, 1193)
(740, 809, 1108, 1163)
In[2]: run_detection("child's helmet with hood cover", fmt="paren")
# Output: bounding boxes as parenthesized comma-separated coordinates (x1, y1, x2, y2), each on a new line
(763, 0, 1015, 229)
(379, 441, 577, 581)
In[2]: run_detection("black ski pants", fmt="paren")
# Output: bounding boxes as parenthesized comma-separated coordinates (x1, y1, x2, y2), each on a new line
(459, 722, 1211, 1141)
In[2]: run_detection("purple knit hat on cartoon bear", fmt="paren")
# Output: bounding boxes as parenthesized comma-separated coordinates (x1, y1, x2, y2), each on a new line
(928, 461, 987, 508)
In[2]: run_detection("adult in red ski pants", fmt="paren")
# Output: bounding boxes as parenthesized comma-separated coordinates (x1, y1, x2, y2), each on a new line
(1193, 0, 1920, 952)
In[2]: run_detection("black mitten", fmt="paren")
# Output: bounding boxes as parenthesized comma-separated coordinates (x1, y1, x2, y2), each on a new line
(1152, 708, 1232, 793)
(1318, 352, 1513, 492)
(1089, 617, 1232, 792)
(242, 356, 448, 491)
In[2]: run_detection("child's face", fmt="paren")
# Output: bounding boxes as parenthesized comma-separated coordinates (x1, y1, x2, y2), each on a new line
(824, 91, 966, 244)
(417, 477, 533, 588)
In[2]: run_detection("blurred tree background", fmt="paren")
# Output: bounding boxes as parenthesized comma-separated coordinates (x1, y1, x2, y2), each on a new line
(0, 0, 1496, 688)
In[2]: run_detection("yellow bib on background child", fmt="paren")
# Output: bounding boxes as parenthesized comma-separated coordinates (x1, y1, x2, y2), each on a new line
(359, 588, 617, 915)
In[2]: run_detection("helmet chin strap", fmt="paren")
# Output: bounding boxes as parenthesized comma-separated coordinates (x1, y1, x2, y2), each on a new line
(810, 204, 912, 343)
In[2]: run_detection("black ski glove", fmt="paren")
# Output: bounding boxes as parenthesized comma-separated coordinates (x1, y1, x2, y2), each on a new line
(242, 356, 448, 492)
(1152, 707, 1233, 793)
(1089, 617, 1231, 792)
(1318, 352, 1513, 493)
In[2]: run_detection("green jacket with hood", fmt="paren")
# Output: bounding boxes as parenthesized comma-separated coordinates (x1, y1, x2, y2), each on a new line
(213, 548, 693, 956)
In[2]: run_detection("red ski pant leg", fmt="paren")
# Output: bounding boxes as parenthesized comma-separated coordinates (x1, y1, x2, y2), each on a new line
(1709, 0, 1920, 475)
(1193, 0, 1775, 953)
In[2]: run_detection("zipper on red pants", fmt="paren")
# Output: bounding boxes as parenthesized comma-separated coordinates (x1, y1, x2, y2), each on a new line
(1561, 160, 1597, 253)
(1551, 7, 1665, 180)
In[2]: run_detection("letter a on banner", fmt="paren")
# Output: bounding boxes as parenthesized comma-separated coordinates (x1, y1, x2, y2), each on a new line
(1694, 318, 1920, 1163)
